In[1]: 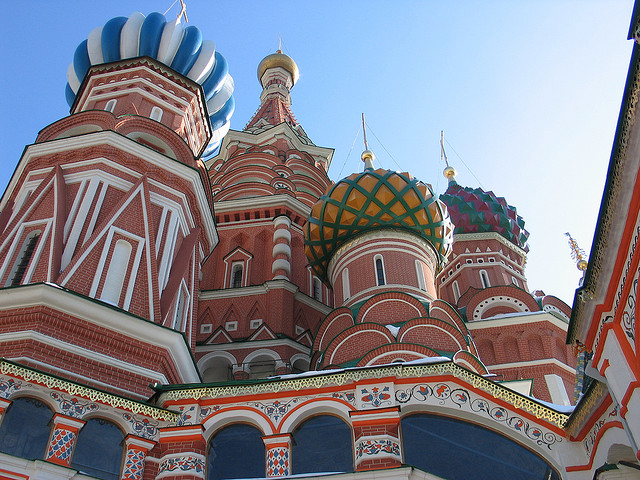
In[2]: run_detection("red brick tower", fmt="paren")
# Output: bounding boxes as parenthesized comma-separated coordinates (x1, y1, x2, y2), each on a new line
(0, 57, 217, 399)
(439, 167, 575, 404)
(196, 51, 335, 381)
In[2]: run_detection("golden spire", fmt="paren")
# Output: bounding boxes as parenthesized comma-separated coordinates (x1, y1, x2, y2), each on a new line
(565, 232, 588, 271)
(361, 113, 375, 170)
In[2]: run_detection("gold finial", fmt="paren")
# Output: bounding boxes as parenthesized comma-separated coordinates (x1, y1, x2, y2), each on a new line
(565, 232, 588, 271)
(441, 131, 456, 181)
(361, 113, 375, 170)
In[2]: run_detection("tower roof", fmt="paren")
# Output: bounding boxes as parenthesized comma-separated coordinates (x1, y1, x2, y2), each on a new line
(65, 12, 235, 156)
(244, 50, 309, 142)
(440, 176, 530, 252)
(305, 167, 453, 281)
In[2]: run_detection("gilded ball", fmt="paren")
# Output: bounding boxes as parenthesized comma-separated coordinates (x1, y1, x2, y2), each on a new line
(443, 166, 457, 179)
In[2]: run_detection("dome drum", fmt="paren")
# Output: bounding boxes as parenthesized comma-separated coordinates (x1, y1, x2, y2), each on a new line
(305, 168, 453, 283)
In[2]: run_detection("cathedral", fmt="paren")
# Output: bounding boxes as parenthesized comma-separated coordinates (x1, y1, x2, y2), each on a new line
(0, 6, 638, 480)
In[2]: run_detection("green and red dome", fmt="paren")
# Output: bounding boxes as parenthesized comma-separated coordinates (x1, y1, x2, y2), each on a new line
(440, 180, 529, 252)
(304, 167, 453, 281)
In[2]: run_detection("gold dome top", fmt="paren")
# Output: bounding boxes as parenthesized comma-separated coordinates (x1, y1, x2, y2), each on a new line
(257, 50, 300, 85)
(443, 165, 457, 180)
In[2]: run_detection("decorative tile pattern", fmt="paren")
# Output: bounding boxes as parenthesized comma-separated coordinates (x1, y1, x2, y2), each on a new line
(0, 361, 177, 421)
(267, 447, 290, 477)
(395, 383, 562, 449)
(158, 455, 205, 475)
(162, 362, 569, 428)
(251, 398, 301, 422)
(123, 413, 159, 439)
(355, 439, 400, 460)
(199, 405, 221, 418)
(46, 427, 77, 463)
(360, 386, 392, 408)
(122, 448, 146, 480)
(50, 391, 99, 417)
(0, 377, 21, 398)
(175, 405, 196, 426)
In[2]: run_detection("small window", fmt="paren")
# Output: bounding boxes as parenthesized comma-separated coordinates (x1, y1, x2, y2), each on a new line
(150, 106, 163, 122)
(200, 324, 213, 334)
(0, 397, 53, 460)
(342, 268, 351, 300)
(375, 255, 386, 286)
(6, 230, 41, 286)
(231, 263, 243, 288)
(511, 276, 519, 287)
(415, 260, 426, 291)
(466, 259, 473, 264)
(100, 239, 132, 305)
(452, 280, 461, 302)
(292, 415, 353, 474)
(477, 258, 484, 264)
(208, 424, 265, 480)
(225, 321, 238, 332)
(313, 277, 322, 301)
(71, 418, 124, 480)
(105, 99, 117, 113)
(250, 319, 263, 329)
(488, 257, 495, 263)
(479, 270, 491, 288)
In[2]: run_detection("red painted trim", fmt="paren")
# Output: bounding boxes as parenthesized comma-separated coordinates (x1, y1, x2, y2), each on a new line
(588, 178, 640, 349)
(599, 358, 611, 377)
(620, 380, 640, 419)
(565, 421, 624, 472)
(351, 417, 400, 427)
(349, 406, 399, 416)
(572, 395, 613, 442)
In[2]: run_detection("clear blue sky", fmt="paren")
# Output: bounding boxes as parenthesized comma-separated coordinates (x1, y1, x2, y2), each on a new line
(0, 1, 634, 304)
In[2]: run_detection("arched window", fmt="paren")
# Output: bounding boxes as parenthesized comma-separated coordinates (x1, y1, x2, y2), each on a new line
(172, 282, 190, 331)
(479, 270, 490, 288)
(6, 230, 41, 286)
(374, 255, 386, 286)
(105, 99, 117, 113)
(0, 397, 53, 460)
(292, 415, 352, 474)
(415, 260, 426, 291)
(313, 277, 322, 301)
(452, 280, 461, 302)
(150, 106, 163, 122)
(71, 418, 124, 480)
(231, 263, 243, 288)
(342, 268, 351, 301)
(208, 424, 265, 479)
(401, 414, 560, 480)
(100, 240, 132, 305)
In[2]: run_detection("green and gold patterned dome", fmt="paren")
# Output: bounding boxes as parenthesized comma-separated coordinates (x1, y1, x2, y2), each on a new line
(305, 167, 453, 281)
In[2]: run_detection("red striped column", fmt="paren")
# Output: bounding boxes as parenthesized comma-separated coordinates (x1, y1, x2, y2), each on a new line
(272, 216, 292, 280)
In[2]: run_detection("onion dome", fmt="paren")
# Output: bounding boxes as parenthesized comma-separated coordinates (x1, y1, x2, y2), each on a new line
(440, 172, 529, 252)
(257, 49, 300, 85)
(305, 167, 453, 281)
(65, 12, 234, 156)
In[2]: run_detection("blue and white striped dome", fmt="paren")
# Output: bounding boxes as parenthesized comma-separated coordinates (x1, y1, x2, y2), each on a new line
(66, 12, 234, 157)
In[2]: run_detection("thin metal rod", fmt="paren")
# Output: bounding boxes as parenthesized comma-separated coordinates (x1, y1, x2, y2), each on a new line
(362, 113, 369, 150)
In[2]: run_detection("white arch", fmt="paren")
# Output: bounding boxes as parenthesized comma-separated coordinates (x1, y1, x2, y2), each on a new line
(242, 348, 283, 366)
(279, 398, 353, 434)
(202, 407, 274, 440)
(197, 351, 238, 372)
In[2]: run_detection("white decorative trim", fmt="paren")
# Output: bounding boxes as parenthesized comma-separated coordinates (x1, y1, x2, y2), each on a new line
(2, 330, 170, 384)
(0, 284, 200, 382)
(273, 228, 292, 243)
(272, 243, 291, 258)
(489, 358, 576, 374)
(272, 258, 291, 275)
